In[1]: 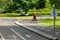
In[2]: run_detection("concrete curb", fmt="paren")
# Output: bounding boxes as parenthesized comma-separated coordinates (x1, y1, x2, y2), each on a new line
(15, 21, 58, 40)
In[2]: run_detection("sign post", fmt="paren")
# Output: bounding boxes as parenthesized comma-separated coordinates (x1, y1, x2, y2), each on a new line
(53, 0, 56, 37)
(53, 8, 56, 37)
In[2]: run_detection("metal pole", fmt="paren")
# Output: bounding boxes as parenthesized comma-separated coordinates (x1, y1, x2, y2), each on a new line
(53, 0, 56, 37)
(53, 9, 56, 37)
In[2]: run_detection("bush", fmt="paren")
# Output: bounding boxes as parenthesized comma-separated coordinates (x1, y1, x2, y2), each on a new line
(58, 13, 60, 16)
(28, 12, 50, 16)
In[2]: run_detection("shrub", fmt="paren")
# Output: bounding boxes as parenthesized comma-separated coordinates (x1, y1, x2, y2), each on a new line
(58, 13, 60, 16)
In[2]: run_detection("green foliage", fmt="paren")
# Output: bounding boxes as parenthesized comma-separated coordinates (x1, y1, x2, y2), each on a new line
(0, 0, 46, 13)
(0, 13, 19, 17)
(2, 0, 60, 14)
(45, 0, 51, 9)
(36, 0, 46, 9)
(58, 13, 60, 16)
(49, 0, 60, 9)
(0, 0, 7, 13)
(0, 0, 14, 13)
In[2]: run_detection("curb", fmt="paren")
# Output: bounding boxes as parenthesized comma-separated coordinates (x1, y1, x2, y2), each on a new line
(15, 21, 58, 40)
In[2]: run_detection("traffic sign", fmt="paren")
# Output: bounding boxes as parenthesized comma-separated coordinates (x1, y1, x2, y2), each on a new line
(51, 9, 58, 16)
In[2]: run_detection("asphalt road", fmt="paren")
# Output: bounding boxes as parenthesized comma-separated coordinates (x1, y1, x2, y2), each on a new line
(18, 20, 60, 40)
(0, 18, 49, 40)
(0, 25, 49, 40)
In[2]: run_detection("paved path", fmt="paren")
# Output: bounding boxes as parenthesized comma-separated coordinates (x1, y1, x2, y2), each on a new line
(16, 20, 60, 40)
(0, 18, 48, 40)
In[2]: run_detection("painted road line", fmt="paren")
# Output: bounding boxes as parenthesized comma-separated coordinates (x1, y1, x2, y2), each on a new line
(12, 35, 17, 39)
(25, 34, 32, 38)
(12, 25, 32, 38)
(10, 28, 26, 40)
(0, 32, 5, 40)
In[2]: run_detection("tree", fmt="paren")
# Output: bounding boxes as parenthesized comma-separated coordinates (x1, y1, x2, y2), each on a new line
(45, 0, 51, 9)
(50, 0, 60, 9)
(1, 0, 46, 13)
(0, 0, 7, 13)
(0, 0, 14, 13)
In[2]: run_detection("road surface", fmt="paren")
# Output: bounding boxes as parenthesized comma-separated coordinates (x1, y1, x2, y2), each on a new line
(0, 18, 49, 40)
(0, 25, 49, 40)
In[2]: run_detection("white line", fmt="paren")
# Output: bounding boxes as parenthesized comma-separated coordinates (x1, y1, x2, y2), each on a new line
(0, 32, 5, 40)
(10, 28, 26, 40)
(15, 21, 23, 25)
(12, 35, 17, 38)
(25, 34, 32, 38)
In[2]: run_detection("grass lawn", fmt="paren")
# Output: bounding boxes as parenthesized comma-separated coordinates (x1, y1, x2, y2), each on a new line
(38, 17, 60, 29)
(0, 16, 33, 20)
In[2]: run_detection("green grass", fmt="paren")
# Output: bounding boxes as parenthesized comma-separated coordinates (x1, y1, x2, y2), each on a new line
(38, 17, 60, 29)
(0, 13, 20, 17)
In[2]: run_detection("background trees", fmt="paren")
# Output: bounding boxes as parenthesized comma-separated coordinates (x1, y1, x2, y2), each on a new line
(0, 0, 7, 13)
(49, 0, 60, 9)
(0, 0, 60, 13)
(0, 0, 14, 13)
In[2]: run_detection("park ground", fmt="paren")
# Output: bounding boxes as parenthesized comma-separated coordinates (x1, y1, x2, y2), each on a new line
(0, 9, 60, 29)
(0, 16, 60, 29)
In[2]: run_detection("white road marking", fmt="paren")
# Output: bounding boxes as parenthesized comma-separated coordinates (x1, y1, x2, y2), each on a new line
(25, 34, 32, 38)
(8, 35, 17, 39)
(15, 21, 23, 26)
(10, 28, 26, 40)
(0, 32, 5, 40)
(12, 35, 17, 38)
